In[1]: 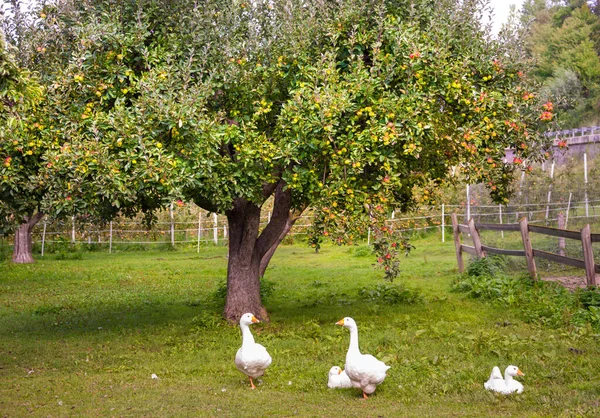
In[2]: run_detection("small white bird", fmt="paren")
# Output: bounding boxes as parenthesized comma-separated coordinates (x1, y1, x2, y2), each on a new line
(336, 317, 391, 398)
(484, 365, 524, 394)
(235, 313, 272, 389)
(327, 366, 353, 388)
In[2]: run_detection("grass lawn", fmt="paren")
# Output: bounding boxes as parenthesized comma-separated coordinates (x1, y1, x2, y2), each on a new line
(1, 235, 599, 417)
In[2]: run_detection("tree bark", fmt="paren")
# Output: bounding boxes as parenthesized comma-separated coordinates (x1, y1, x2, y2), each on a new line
(224, 198, 267, 322)
(12, 212, 44, 264)
(223, 182, 298, 323)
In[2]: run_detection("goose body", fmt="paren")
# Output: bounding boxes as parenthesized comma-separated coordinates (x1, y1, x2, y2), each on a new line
(235, 313, 272, 389)
(327, 366, 353, 388)
(484, 365, 524, 394)
(336, 317, 390, 398)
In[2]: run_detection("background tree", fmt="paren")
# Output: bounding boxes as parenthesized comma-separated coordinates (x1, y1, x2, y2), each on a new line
(0, 31, 47, 263)
(0, 0, 183, 262)
(7, 0, 553, 321)
(521, 0, 600, 127)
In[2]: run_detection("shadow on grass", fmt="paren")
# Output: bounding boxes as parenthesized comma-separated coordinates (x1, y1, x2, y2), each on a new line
(0, 296, 225, 339)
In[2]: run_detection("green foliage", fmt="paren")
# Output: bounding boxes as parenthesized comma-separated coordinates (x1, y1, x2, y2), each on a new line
(53, 251, 83, 261)
(576, 286, 600, 309)
(5, 0, 553, 247)
(453, 257, 600, 331)
(0, 31, 46, 234)
(465, 255, 507, 278)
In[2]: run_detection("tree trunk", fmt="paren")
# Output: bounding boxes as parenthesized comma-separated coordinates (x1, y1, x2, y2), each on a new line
(223, 182, 299, 323)
(12, 212, 44, 264)
(224, 198, 266, 322)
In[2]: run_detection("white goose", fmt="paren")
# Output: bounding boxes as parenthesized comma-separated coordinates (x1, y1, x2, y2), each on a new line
(484, 365, 524, 394)
(336, 317, 390, 398)
(327, 366, 353, 388)
(235, 313, 272, 389)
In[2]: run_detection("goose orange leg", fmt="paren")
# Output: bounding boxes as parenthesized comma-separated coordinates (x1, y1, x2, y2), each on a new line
(362, 391, 369, 399)
(249, 377, 256, 389)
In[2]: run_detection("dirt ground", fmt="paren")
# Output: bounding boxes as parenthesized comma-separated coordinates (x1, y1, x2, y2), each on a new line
(541, 276, 590, 291)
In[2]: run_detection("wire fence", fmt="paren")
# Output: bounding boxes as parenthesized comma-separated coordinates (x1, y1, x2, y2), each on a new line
(1, 195, 598, 257)
(3, 147, 600, 255)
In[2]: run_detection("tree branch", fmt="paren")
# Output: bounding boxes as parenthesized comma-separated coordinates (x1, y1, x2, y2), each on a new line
(259, 207, 304, 277)
(255, 181, 293, 260)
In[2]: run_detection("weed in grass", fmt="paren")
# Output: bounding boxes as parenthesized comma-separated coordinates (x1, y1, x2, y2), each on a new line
(191, 311, 226, 329)
(350, 245, 372, 257)
(213, 276, 276, 306)
(54, 251, 83, 260)
(359, 283, 424, 305)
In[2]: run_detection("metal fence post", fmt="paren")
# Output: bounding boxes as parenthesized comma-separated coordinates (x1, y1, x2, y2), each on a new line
(451, 213, 464, 273)
(441, 204, 445, 243)
(213, 213, 218, 245)
(41, 219, 47, 257)
(197, 212, 202, 253)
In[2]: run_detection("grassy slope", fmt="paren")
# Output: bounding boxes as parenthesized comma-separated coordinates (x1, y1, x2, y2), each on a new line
(0, 236, 598, 417)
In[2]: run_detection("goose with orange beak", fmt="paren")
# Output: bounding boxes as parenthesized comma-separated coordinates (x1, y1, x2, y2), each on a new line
(235, 313, 272, 389)
(328, 366, 353, 388)
(336, 317, 390, 398)
(484, 365, 525, 394)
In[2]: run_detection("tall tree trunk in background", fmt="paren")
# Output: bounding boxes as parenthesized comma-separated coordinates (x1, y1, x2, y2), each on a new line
(12, 212, 44, 264)
(223, 182, 297, 323)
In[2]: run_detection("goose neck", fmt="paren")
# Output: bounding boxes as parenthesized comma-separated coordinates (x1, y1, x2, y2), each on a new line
(347, 326, 360, 354)
(241, 324, 256, 346)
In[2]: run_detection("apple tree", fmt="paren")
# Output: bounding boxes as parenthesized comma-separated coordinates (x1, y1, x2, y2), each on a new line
(112, 0, 554, 321)
(0, 0, 183, 262)
(0, 31, 47, 263)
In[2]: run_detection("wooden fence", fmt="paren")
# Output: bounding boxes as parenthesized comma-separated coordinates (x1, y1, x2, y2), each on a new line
(451, 213, 598, 287)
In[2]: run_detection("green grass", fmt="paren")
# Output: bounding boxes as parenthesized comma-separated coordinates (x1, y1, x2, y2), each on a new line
(1, 236, 599, 417)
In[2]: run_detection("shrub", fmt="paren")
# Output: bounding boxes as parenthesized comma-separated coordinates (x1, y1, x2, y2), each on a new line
(465, 255, 506, 277)
(452, 257, 600, 331)
(351, 245, 372, 257)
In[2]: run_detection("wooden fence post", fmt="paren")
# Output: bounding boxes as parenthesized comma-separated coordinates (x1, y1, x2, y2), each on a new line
(519, 217, 537, 280)
(558, 212, 566, 257)
(451, 213, 464, 273)
(468, 218, 485, 258)
(580, 224, 597, 287)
